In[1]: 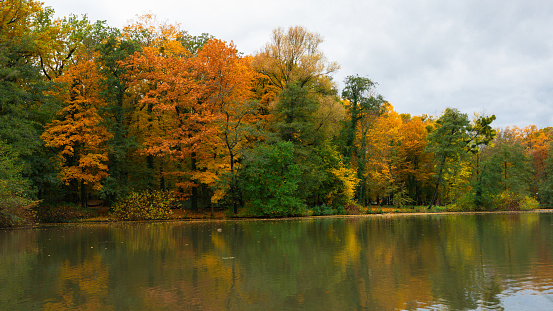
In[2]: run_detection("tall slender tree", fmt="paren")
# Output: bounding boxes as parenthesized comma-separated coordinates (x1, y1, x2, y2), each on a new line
(341, 75, 384, 163)
(425, 108, 470, 208)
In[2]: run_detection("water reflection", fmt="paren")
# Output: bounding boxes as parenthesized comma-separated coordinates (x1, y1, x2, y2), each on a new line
(1, 213, 553, 310)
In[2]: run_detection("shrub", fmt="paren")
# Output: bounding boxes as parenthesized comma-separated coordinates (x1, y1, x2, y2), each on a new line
(493, 191, 539, 211)
(453, 194, 477, 211)
(335, 205, 347, 215)
(312, 204, 336, 216)
(111, 190, 175, 221)
(431, 205, 448, 212)
(367, 206, 383, 214)
(494, 191, 520, 210)
(0, 197, 36, 227)
(0, 141, 37, 227)
(520, 196, 540, 211)
(33, 203, 93, 223)
(344, 202, 363, 215)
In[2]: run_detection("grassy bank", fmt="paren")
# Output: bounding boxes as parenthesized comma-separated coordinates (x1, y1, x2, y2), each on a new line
(0, 202, 543, 228)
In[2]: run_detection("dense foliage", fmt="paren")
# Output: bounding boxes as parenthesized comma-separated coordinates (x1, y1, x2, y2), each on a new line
(1, 1, 551, 225)
(111, 190, 175, 220)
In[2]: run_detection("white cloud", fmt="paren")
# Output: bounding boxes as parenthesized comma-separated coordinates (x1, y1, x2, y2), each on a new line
(43, 0, 553, 128)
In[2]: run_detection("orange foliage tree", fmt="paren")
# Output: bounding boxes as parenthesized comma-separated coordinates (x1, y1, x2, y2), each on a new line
(197, 40, 259, 212)
(125, 34, 258, 210)
(41, 51, 112, 207)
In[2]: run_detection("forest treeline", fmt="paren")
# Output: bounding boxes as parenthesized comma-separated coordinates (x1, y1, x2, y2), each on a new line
(2, 0, 553, 224)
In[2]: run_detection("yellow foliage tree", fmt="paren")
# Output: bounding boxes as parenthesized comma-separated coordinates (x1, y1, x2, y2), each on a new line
(395, 116, 435, 205)
(359, 103, 403, 204)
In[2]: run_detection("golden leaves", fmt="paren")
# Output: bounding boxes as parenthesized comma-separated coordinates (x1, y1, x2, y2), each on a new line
(41, 49, 111, 190)
(252, 26, 339, 91)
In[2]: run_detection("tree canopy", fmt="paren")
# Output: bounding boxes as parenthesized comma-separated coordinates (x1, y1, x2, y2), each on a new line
(1, 1, 549, 222)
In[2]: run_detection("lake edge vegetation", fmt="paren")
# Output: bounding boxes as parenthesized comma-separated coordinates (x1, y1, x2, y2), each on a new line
(1, 1, 551, 226)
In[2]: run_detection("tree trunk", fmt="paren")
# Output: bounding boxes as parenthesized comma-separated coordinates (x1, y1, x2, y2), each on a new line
(230, 151, 239, 214)
(191, 152, 198, 212)
(80, 180, 87, 208)
(429, 155, 446, 208)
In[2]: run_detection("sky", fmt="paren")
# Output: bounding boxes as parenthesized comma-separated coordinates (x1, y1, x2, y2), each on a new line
(43, 0, 553, 128)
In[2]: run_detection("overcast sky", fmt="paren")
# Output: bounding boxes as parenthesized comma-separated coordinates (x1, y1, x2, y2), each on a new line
(43, 0, 553, 128)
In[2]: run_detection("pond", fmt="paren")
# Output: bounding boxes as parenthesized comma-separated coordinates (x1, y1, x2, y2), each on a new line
(1, 212, 553, 310)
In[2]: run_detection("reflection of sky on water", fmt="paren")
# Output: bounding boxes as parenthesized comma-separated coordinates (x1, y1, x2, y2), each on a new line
(500, 290, 553, 311)
(411, 290, 553, 310)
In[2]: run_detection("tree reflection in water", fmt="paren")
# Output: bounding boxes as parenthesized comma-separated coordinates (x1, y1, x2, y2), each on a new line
(1, 213, 553, 310)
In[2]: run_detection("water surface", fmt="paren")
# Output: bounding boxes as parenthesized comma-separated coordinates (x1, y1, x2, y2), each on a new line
(2, 212, 553, 310)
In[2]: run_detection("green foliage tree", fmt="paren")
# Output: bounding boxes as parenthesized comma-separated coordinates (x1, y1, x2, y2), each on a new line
(487, 140, 531, 194)
(540, 142, 553, 206)
(0, 0, 61, 201)
(274, 81, 320, 144)
(0, 140, 36, 226)
(96, 33, 143, 203)
(340, 75, 384, 163)
(462, 114, 497, 208)
(472, 151, 503, 208)
(470, 128, 532, 210)
(466, 115, 497, 154)
(239, 141, 305, 217)
(268, 81, 354, 209)
(305, 143, 359, 207)
(425, 108, 470, 208)
(339, 75, 386, 205)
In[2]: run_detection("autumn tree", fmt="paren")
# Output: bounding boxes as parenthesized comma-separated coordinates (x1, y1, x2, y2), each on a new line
(395, 115, 434, 205)
(33, 9, 102, 80)
(122, 13, 209, 56)
(252, 26, 339, 92)
(124, 30, 259, 211)
(121, 16, 230, 210)
(515, 125, 552, 195)
(195, 39, 259, 213)
(350, 103, 405, 206)
(125, 45, 203, 207)
(41, 51, 112, 207)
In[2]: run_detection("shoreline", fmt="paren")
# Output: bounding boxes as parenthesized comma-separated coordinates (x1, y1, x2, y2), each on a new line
(5, 208, 552, 230)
